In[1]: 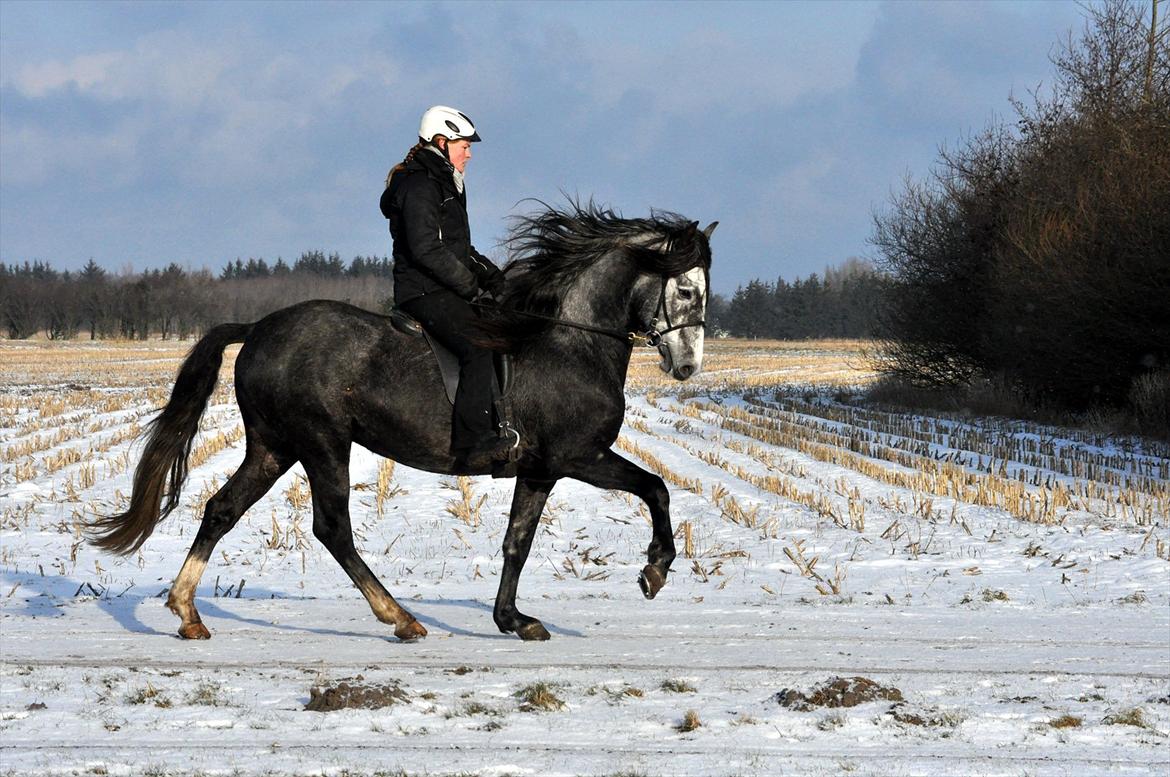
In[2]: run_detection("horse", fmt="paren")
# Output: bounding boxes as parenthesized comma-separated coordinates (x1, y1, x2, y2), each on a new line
(89, 202, 716, 642)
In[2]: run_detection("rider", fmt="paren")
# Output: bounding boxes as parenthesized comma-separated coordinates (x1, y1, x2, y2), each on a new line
(380, 105, 511, 463)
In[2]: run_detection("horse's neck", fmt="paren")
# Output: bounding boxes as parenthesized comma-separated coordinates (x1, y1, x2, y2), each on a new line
(558, 251, 639, 326)
(527, 252, 640, 387)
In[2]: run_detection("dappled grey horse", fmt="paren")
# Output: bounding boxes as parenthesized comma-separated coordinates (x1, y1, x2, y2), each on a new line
(90, 203, 716, 642)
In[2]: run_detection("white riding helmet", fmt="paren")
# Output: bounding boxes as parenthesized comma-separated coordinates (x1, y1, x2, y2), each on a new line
(419, 105, 481, 143)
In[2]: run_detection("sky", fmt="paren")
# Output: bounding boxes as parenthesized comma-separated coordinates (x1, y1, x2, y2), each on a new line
(0, 0, 1088, 294)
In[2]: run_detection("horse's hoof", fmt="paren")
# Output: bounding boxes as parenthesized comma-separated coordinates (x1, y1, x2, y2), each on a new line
(178, 622, 211, 640)
(395, 619, 428, 642)
(639, 565, 666, 599)
(516, 621, 551, 641)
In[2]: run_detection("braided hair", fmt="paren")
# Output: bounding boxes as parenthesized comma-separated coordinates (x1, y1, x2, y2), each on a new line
(385, 139, 430, 189)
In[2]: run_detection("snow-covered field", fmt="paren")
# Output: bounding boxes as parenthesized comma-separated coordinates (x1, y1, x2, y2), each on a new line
(2, 339, 1168, 776)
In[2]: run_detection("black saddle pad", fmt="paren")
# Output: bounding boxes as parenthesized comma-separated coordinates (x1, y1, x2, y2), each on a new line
(391, 308, 511, 405)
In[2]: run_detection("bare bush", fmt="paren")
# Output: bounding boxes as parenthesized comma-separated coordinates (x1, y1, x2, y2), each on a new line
(871, 0, 1169, 416)
(1129, 369, 1170, 439)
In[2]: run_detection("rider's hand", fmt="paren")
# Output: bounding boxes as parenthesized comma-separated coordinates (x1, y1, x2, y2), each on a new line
(482, 269, 507, 298)
(473, 289, 499, 307)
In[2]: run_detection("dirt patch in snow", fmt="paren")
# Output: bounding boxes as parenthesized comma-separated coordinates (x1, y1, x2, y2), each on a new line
(774, 676, 903, 711)
(305, 680, 409, 712)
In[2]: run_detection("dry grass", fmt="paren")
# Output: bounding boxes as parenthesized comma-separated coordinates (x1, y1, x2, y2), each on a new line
(587, 684, 645, 704)
(514, 682, 565, 712)
(614, 436, 703, 495)
(0, 340, 241, 388)
(445, 476, 487, 528)
(784, 538, 847, 596)
(284, 475, 311, 511)
(184, 680, 229, 707)
(375, 459, 399, 516)
(660, 679, 697, 694)
(1, 340, 244, 530)
(187, 424, 245, 470)
(1103, 707, 1148, 728)
(626, 338, 877, 394)
(674, 709, 702, 732)
(265, 510, 309, 552)
(623, 408, 848, 536)
(124, 682, 172, 709)
(5, 338, 1167, 571)
(1049, 714, 1083, 729)
(680, 396, 1167, 526)
(611, 343, 1169, 591)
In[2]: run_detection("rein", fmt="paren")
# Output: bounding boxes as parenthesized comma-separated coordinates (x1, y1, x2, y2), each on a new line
(472, 274, 706, 349)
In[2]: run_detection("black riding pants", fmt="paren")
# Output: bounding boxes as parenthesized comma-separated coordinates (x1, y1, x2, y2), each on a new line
(400, 290, 496, 452)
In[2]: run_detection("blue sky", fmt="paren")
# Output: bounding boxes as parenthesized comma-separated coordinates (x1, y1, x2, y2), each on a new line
(0, 0, 1086, 294)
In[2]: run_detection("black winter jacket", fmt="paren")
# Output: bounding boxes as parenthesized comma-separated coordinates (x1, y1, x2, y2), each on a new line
(380, 148, 502, 304)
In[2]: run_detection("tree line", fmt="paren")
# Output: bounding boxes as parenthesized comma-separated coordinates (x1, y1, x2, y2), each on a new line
(711, 258, 885, 339)
(218, 253, 393, 281)
(1, 251, 887, 342)
(871, 0, 1168, 418)
(0, 252, 393, 340)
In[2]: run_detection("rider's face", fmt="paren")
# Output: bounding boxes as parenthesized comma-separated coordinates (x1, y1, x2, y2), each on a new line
(444, 139, 472, 173)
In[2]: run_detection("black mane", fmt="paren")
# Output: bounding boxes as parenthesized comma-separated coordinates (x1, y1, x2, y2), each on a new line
(476, 200, 712, 352)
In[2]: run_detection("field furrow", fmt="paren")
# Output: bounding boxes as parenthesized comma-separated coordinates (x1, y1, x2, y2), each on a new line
(2, 339, 1167, 776)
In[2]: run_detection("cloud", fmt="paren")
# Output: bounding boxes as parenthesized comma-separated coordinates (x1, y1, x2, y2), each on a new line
(0, 0, 1087, 292)
(0, 116, 141, 187)
(854, 1, 1071, 132)
(3, 24, 413, 192)
(9, 51, 123, 97)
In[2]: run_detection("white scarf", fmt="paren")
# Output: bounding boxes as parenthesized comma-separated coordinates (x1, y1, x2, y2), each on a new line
(424, 145, 464, 194)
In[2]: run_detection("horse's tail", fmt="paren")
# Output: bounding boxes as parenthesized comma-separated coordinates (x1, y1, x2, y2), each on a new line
(89, 323, 253, 555)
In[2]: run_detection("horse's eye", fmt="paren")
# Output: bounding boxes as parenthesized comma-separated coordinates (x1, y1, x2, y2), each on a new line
(678, 288, 694, 301)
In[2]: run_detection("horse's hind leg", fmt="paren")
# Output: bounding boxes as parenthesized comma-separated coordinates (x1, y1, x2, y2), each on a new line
(167, 443, 291, 639)
(302, 452, 426, 641)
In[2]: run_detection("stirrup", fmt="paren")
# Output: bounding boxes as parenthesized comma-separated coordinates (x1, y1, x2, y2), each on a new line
(490, 420, 521, 479)
(498, 420, 521, 454)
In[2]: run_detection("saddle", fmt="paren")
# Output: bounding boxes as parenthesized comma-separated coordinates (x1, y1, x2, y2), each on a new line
(390, 308, 519, 477)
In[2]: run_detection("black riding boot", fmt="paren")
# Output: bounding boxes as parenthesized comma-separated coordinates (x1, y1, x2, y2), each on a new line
(400, 291, 509, 461)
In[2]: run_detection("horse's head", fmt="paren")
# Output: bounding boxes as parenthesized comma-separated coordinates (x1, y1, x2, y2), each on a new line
(484, 202, 716, 367)
(631, 220, 717, 381)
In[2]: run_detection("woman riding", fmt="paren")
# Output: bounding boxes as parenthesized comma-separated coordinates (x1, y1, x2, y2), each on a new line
(380, 105, 511, 464)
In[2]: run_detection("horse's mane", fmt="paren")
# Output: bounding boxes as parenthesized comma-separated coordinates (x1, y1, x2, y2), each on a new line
(475, 200, 712, 352)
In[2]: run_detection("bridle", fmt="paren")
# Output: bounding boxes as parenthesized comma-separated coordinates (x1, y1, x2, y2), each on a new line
(638, 268, 709, 348)
(472, 269, 708, 351)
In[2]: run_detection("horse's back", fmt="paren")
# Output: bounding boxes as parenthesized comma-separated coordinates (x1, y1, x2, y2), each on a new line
(232, 300, 455, 468)
(237, 299, 390, 387)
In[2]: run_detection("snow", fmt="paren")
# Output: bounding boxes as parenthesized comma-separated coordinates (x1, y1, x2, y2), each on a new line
(2, 344, 1168, 776)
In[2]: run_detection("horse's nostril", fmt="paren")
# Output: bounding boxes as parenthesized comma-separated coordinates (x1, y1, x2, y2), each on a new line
(677, 365, 694, 379)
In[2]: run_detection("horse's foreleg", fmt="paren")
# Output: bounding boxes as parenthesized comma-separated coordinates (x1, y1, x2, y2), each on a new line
(303, 456, 426, 641)
(168, 445, 290, 639)
(494, 478, 556, 641)
(567, 450, 675, 599)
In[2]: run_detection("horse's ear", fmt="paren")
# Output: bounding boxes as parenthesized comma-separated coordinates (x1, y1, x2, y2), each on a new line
(686, 220, 699, 234)
(702, 221, 719, 239)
